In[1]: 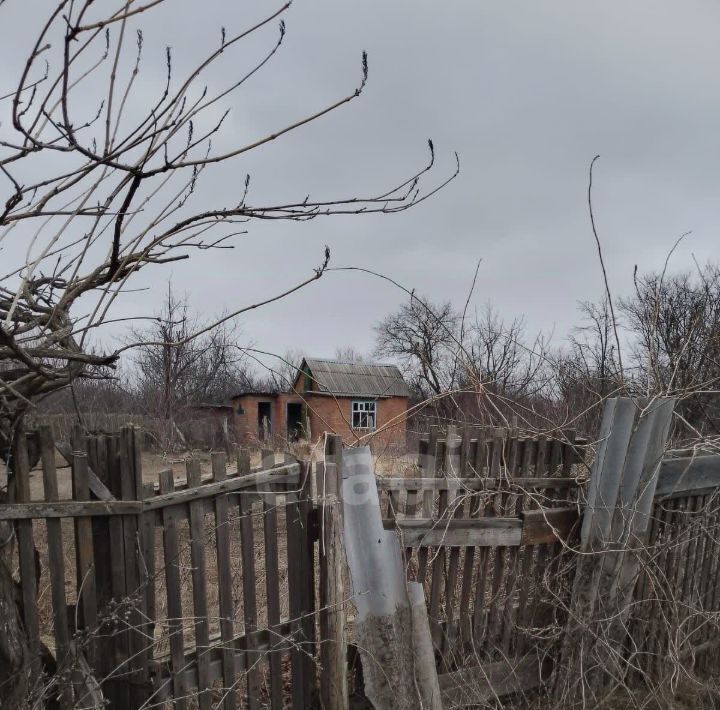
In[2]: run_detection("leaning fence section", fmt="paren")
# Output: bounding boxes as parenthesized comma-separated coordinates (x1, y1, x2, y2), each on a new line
(3, 425, 317, 710)
(631, 453, 720, 679)
(373, 426, 587, 706)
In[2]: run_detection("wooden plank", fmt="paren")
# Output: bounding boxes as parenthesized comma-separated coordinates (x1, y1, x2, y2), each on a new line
(520, 507, 580, 545)
(37, 427, 72, 707)
(299, 462, 317, 706)
(212, 453, 237, 710)
(140, 481, 157, 686)
(159, 471, 188, 710)
(72, 447, 98, 663)
(144, 463, 300, 510)
(126, 429, 151, 708)
(416, 487, 434, 581)
(443, 489, 464, 660)
(56, 441, 116, 501)
(106, 434, 130, 708)
(262, 483, 283, 710)
(318, 460, 348, 710)
(88, 436, 116, 694)
(428, 475, 449, 649)
(376, 476, 581, 491)
(459, 484, 486, 646)
(514, 543, 537, 654)
(655, 454, 720, 497)
(0, 500, 142, 519)
(187, 460, 212, 710)
(13, 431, 41, 676)
(500, 491, 521, 652)
(390, 518, 522, 547)
(438, 655, 548, 708)
(237, 447, 251, 475)
(119, 427, 145, 709)
(286, 485, 308, 709)
(239, 487, 261, 709)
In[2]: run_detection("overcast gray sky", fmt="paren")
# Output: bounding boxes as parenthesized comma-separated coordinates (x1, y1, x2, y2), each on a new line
(3, 0, 720, 372)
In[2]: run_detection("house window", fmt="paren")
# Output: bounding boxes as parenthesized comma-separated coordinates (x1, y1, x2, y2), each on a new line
(352, 400, 376, 430)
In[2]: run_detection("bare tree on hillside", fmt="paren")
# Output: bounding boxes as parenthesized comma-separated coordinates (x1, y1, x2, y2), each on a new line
(0, 1, 456, 703)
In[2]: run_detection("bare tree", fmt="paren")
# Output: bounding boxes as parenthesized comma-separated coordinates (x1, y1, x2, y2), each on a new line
(374, 298, 459, 397)
(620, 263, 720, 437)
(552, 297, 623, 434)
(0, 0, 455, 447)
(129, 282, 250, 449)
(0, 1, 455, 702)
(462, 305, 549, 398)
(334, 346, 367, 363)
(254, 348, 306, 393)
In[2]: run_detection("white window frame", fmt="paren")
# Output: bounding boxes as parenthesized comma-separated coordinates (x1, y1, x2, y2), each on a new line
(351, 400, 377, 430)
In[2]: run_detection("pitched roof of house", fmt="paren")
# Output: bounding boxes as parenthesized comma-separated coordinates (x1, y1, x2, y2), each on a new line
(302, 358, 412, 398)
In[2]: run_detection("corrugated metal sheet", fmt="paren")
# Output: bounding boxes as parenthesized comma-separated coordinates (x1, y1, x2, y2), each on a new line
(304, 358, 411, 398)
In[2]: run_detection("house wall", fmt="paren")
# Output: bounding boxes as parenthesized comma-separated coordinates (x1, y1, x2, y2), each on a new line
(305, 394, 407, 448)
(232, 394, 305, 444)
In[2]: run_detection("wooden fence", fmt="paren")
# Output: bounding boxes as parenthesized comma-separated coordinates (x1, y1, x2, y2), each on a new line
(4, 403, 720, 709)
(375, 426, 586, 707)
(3, 425, 316, 709)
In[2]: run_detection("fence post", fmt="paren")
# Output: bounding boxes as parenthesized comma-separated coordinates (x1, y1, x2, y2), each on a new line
(237, 446, 251, 475)
(559, 396, 674, 702)
(319, 435, 349, 710)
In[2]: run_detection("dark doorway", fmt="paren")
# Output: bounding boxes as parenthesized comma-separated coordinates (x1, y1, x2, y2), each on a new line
(286, 402, 304, 441)
(258, 401, 272, 440)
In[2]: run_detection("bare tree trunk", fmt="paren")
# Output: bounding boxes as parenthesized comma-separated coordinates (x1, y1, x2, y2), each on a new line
(0, 525, 31, 709)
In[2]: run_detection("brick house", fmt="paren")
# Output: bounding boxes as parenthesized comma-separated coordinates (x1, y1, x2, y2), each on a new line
(230, 358, 411, 447)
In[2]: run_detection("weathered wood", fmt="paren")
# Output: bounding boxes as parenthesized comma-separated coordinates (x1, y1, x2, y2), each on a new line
(377, 476, 581, 491)
(143, 462, 299, 510)
(318, 461, 348, 710)
(159, 471, 187, 710)
(239, 487, 261, 709)
(38, 426, 73, 708)
(187, 460, 212, 710)
(0, 500, 142, 518)
(520, 506, 580, 545)
(140, 481, 156, 694)
(211, 452, 237, 710)
(655, 454, 720, 497)
(72, 447, 98, 662)
(438, 655, 548, 708)
(415, 487, 434, 581)
(119, 427, 146, 709)
(87, 437, 113, 642)
(261, 483, 283, 710)
(13, 431, 41, 679)
(106, 434, 130, 708)
(56, 441, 116, 501)
(389, 518, 522, 547)
(286, 485, 308, 710)
(298, 462, 317, 706)
(237, 447, 251, 475)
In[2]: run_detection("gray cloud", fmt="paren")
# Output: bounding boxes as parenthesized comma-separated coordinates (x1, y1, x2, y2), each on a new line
(2, 0, 719, 372)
